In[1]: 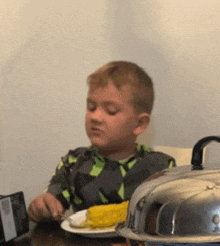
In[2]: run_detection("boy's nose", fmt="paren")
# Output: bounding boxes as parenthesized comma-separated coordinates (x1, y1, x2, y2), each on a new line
(90, 109, 104, 122)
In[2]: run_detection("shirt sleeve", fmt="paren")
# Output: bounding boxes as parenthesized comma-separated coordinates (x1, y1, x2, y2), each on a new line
(46, 152, 78, 210)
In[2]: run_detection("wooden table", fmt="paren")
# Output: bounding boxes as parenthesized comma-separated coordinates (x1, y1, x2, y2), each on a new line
(10, 221, 127, 246)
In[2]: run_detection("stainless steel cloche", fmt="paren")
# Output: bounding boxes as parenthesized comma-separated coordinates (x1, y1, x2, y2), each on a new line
(116, 136, 220, 244)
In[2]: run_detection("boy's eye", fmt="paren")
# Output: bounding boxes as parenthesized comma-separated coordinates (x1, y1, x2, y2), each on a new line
(106, 106, 118, 115)
(87, 102, 96, 111)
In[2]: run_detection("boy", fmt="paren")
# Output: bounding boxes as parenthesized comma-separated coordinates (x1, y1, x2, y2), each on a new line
(28, 61, 175, 222)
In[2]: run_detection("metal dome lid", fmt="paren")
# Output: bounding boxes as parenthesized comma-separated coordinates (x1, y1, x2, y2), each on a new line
(116, 136, 220, 244)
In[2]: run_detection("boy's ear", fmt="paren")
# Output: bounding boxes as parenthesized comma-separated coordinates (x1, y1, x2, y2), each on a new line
(133, 112, 150, 137)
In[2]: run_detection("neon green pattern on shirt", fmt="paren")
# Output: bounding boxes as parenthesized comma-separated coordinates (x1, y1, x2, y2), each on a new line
(99, 192, 109, 203)
(57, 162, 64, 170)
(68, 156, 77, 163)
(62, 190, 70, 203)
(119, 165, 126, 178)
(168, 160, 175, 168)
(90, 156, 105, 176)
(118, 183, 125, 199)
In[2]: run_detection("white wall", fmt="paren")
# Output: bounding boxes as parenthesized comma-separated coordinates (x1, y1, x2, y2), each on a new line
(1, 0, 220, 206)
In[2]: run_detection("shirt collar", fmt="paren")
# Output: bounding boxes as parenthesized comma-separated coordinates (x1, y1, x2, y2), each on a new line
(88, 144, 149, 165)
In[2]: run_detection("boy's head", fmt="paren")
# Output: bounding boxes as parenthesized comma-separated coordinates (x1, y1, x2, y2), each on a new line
(87, 61, 154, 114)
(85, 61, 154, 158)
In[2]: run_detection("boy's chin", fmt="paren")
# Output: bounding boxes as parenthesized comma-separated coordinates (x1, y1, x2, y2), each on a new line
(90, 143, 107, 151)
(90, 141, 112, 153)
(89, 138, 106, 148)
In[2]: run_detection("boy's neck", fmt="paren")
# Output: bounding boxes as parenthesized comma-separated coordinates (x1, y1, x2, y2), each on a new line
(97, 143, 137, 160)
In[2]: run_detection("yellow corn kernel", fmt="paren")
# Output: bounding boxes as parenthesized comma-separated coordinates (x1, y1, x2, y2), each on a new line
(84, 201, 129, 228)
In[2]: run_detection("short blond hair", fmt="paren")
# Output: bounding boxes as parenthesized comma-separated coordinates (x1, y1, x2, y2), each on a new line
(87, 61, 154, 114)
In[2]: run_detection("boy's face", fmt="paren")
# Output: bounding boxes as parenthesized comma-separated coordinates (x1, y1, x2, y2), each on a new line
(85, 80, 140, 155)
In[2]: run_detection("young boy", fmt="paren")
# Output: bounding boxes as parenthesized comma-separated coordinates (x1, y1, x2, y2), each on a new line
(28, 61, 175, 222)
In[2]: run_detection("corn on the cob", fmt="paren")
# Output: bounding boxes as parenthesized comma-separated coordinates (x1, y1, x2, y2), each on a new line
(83, 201, 129, 228)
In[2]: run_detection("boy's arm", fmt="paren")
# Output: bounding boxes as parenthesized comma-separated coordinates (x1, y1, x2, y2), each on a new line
(46, 153, 77, 210)
(28, 151, 79, 222)
(46, 147, 89, 208)
(28, 158, 71, 222)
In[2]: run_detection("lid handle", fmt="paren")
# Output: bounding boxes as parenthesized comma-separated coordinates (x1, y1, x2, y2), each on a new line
(191, 136, 220, 170)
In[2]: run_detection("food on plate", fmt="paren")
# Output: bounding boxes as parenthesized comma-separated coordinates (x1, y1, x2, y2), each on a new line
(69, 201, 129, 229)
(84, 201, 129, 228)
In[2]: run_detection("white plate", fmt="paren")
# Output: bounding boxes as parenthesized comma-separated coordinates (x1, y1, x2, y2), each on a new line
(60, 209, 119, 238)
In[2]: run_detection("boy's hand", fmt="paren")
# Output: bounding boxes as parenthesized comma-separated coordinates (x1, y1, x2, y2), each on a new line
(28, 193, 65, 222)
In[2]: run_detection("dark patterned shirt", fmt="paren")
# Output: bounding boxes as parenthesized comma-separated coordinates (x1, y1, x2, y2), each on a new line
(46, 144, 175, 211)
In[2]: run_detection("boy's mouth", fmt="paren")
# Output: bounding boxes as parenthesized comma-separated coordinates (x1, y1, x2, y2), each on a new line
(91, 127, 102, 132)
(90, 127, 104, 135)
